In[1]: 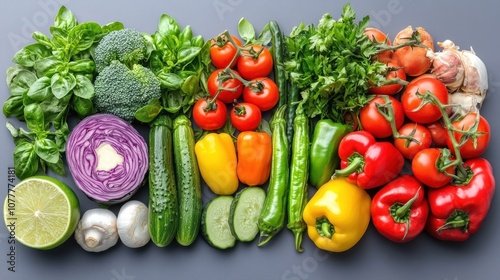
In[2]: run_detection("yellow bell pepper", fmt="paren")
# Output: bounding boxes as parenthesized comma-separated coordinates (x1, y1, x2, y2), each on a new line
(194, 133, 238, 195)
(302, 177, 371, 252)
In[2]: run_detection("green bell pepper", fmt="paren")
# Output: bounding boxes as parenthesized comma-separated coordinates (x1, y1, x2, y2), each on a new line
(309, 119, 351, 188)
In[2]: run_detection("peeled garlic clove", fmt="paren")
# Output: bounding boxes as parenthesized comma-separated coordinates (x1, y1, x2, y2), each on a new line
(427, 40, 465, 92)
(461, 47, 488, 96)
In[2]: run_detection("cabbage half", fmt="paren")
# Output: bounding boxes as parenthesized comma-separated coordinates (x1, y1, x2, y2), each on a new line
(66, 114, 148, 204)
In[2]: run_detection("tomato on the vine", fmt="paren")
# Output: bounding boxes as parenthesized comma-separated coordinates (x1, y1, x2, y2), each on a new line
(210, 35, 242, 69)
(237, 45, 273, 80)
(230, 102, 262, 131)
(242, 77, 279, 112)
(207, 69, 244, 104)
(447, 112, 490, 159)
(394, 123, 432, 160)
(412, 148, 455, 188)
(359, 95, 404, 139)
(401, 77, 448, 124)
(426, 121, 448, 147)
(192, 98, 227, 131)
(368, 61, 406, 95)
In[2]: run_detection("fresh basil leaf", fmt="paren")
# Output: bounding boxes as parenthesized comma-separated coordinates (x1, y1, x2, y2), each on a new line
(14, 141, 39, 180)
(51, 73, 76, 99)
(181, 75, 200, 95)
(8, 70, 37, 96)
(163, 91, 183, 114)
(144, 34, 156, 60)
(156, 70, 183, 90)
(71, 95, 94, 118)
(12, 44, 51, 67)
(134, 98, 162, 123)
(199, 40, 212, 67)
(2, 95, 24, 118)
(68, 59, 95, 73)
(68, 22, 102, 55)
(179, 26, 193, 46)
(54, 123, 69, 151)
(32, 31, 53, 49)
(34, 138, 60, 164)
(54, 6, 78, 31)
(24, 103, 45, 131)
(6, 65, 27, 87)
(191, 35, 204, 48)
(46, 157, 66, 176)
(238, 18, 256, 43)
(72, 75, 94, 99)
(158, 14, 180, 36)
(27, 76, 51, 101)
(149, 50, 164, 73)
(177, 46, 201, 64)
(256, 23, 272, 46)
(50, 26, 69, 49)
(33, 55, 64, 77)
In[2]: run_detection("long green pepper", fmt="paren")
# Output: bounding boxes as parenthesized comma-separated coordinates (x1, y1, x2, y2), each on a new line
(286, 109, 309, 253)
(258, 105, 289, 246)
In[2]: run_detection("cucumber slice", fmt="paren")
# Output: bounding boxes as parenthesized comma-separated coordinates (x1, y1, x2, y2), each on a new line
(229, 187, 266, 242)
(201, 196, 235, 249)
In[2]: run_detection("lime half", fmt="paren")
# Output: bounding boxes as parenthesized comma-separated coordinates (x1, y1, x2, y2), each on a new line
(3, 176, 80, 250)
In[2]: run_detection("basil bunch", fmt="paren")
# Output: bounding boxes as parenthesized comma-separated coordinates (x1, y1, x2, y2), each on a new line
(135, 14, 211, 123)
(3, 6, 123, 179)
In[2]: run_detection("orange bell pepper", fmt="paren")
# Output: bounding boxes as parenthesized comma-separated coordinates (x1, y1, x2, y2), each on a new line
(236, 131, 272, 186)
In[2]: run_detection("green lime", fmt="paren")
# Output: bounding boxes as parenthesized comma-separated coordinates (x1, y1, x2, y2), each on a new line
(3, 176, 80, 250)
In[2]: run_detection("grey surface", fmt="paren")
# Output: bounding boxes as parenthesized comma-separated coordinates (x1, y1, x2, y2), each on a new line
(1, 0, 499, 279)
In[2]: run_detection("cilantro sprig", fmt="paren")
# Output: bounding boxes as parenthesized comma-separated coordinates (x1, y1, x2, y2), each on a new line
(284, 4, 387, 122)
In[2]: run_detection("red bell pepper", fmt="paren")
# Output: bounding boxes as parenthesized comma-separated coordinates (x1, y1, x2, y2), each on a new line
(426, 158, 495, 241)
(335, 131, 404, 189)
(371, 175, 429, 243)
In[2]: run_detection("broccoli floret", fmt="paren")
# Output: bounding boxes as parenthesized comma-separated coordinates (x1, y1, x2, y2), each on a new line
(94, 29, 148, 72)
(93, 61, 161, 122)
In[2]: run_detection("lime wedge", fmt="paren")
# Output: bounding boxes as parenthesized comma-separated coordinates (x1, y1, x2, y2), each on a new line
(3, 176, 80, 250)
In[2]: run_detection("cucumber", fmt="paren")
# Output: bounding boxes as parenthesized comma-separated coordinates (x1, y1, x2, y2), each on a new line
(148, 115, 178, 247)
(201, 196, 235, 249)
(229, 187, 266, 242)
(173, 115, 202, 246)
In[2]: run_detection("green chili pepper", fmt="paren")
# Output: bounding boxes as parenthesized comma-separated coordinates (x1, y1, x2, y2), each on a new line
(309, 119, 351, 188)
(286, 109, 309, 252)
(286, 83, 300, 155)
(258, 105, 289, 246)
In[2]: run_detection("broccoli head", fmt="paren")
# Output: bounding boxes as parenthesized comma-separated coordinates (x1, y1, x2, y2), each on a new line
(93, 61, 161, 122)
(94, 29, 148, 72)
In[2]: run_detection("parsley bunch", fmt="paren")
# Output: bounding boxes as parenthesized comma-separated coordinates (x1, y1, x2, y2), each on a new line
(284, 4, 386, 122)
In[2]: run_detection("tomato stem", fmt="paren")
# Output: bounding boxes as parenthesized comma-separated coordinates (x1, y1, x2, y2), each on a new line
(375, 95, 419, 145)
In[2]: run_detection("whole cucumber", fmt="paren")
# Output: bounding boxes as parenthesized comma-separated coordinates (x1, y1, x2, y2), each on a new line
(173, 115, 203, 246)
(148, 115, 178, 247)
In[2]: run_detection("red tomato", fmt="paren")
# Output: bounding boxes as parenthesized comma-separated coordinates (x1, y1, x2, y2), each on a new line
(393, 26, 434, 76)
(364, 27, 392, 62)
(237, 45, 273, 80)
(412, 148, 455, 188)
(210, 35, 242, 69)
(426, 121, 448, 147)
(207, 69, 244, 104)
(447, 112, 490, 159)
(368, 61, 407, 95)
(401, 77, 448, 124)
(230, 102, 262, 131)
(394, 123, 432, 160)
(192, 98, 227, 131)
(242, 78, 279, 112)
(359, 95, 404, 139)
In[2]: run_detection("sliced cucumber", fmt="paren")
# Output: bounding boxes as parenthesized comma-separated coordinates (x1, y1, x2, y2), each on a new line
(229, 187, 266, 242)
(201, 196, 235, 249)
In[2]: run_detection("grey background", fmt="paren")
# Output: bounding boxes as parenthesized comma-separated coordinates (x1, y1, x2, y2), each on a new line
(1, 0, 499, 279)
